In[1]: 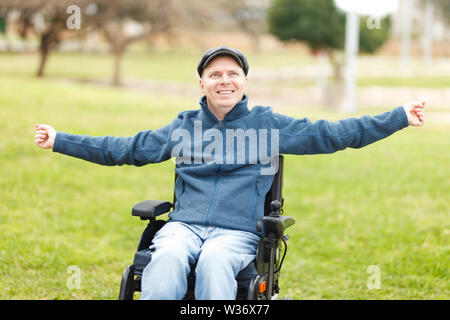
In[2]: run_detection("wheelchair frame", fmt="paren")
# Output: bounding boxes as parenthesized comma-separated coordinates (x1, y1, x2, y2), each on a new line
(119, 155, 295, 300)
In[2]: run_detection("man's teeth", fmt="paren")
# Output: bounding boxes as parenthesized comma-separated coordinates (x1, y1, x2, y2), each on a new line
(218, 91, 233, 94)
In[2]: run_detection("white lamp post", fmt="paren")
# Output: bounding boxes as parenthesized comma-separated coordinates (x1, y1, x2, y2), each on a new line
(423, 0, 434, 64)
(342, 9, 360, 113)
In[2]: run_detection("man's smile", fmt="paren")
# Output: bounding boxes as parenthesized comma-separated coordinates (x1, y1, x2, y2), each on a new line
(217, 90, 235, 95)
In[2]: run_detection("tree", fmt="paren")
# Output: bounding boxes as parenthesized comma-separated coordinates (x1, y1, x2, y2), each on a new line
(0, 12, 6, 34)
(78, 0, 209, 86)
(431, 0, 450, 24)
(267, 0, 345, 80)
(1, 0, 93, 77)
(90, 0, 203, 86)
(0, 0, 190, 85)
(267, 0, 391, 81)
(359, 15, 391, 54)
(268, 0, 345, 49)
(217, 0, 268, 52)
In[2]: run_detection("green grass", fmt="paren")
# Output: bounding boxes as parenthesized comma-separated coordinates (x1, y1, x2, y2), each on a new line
(0, 49, 315, 84)
(280, 133, 449, 299)
(0, 50, 199, 83)
(2, 49, 449, 88)
(0, 52, 449, 300)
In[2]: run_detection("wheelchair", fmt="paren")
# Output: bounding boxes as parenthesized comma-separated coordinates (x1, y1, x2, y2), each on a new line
(118, 155, 295, 300)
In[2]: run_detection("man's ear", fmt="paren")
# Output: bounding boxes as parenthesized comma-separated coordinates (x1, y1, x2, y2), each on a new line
(199, 78, 205, 94)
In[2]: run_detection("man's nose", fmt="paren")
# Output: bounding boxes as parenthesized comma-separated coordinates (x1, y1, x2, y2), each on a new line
(220, 74, 231, 83)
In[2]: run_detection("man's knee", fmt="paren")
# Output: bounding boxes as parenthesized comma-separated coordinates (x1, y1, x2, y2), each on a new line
(148, 241, 193, 272)
(141, 242, 193, 300)
(194, 247, 239, 300)
(196, 234, 257, 274)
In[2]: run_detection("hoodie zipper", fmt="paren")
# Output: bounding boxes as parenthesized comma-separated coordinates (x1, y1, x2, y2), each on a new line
(199, 96, 249, 226)
(205, 120, 224, 226)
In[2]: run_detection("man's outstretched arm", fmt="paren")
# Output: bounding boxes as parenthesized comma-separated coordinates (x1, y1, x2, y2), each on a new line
(34, 124, 173, 166)
(271, 101, 425, 155)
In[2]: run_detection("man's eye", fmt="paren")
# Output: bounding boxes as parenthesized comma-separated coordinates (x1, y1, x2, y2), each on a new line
(210, 73, 219, 78)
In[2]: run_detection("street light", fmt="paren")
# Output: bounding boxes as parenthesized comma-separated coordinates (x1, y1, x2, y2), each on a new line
(342, 9, 360, 113)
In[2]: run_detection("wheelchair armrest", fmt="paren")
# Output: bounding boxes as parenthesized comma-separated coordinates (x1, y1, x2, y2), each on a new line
(256, 215, 295, 240)
(132, 200, 172, 220)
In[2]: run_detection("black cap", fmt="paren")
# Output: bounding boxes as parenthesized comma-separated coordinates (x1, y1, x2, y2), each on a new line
(197, 46, 249, 77)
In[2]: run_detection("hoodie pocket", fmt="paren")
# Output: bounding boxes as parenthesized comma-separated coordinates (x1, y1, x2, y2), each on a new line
(253, 175, 271, 226)
(256, 175, 272, 196)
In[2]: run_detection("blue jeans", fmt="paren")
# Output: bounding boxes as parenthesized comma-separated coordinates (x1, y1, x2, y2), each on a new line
(140, 221, 260, 300)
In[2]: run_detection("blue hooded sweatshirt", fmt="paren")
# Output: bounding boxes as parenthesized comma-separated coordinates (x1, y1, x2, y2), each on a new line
(53, 95, 409, 234)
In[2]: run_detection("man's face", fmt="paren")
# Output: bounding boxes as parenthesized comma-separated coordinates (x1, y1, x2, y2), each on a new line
(199, 56, 248, 121)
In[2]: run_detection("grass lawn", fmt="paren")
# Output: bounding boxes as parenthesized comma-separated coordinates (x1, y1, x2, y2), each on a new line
(0, 49, 316, 84)
(1, 49, 449, 88)
(0, 52, 448, 300)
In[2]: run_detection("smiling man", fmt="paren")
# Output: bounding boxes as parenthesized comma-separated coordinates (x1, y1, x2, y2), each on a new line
(198, 48, 248, 121)
(35, 46, 425, 300)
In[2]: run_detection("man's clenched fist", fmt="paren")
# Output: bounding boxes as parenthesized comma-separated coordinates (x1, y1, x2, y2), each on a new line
(403, 101, 425, 127)
(35, 124, 56, 149)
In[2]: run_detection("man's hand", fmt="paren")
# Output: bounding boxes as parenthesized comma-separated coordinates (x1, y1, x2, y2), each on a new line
(403, 101, 425, 127)
(35, 124, 56, 149)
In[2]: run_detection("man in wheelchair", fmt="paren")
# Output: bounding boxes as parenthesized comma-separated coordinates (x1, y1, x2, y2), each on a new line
(124, 154, 291, 300)
(35, 46, 425, 300)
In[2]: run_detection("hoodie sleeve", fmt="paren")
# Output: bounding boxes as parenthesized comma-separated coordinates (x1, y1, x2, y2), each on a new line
(267, 106, 409, 155)
(52, 123, 173, 166)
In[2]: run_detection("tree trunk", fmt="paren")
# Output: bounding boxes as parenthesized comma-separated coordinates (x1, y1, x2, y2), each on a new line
(327, 50, 343, 84)
(113, 48, 124, 86)
(37, 32, 52, 77)
(37, 48, 48, 77)
(324, 50, 344, 110)
(19, 16, 31, 39)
